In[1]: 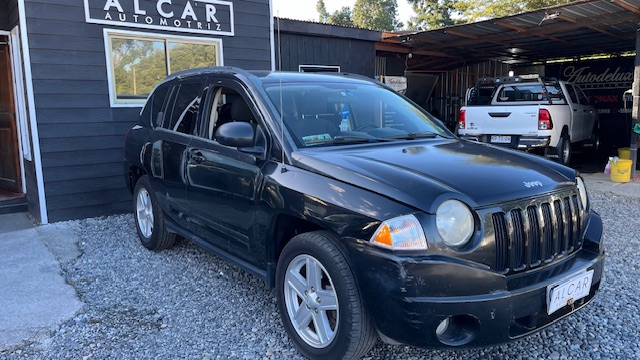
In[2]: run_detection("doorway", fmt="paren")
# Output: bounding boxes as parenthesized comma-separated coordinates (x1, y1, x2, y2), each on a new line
(0, 34, 22, 195)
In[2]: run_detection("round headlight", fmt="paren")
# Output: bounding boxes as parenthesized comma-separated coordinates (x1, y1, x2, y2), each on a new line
(576, 176, 588, 209)
(436, 200, 474, 247)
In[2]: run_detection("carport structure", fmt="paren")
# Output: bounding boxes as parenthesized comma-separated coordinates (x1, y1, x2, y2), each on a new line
(379, 0, 640, 178)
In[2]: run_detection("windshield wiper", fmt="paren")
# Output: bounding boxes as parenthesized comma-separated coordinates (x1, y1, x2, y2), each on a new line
(331, 135, 394, 144)
(383, 131, 450, 140)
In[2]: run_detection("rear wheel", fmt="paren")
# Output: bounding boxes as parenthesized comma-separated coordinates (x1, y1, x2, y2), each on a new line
(133, 175, 176, 251)
(547, 133, 571, 166)
(558, 134, 571, 165)
(276, 231, 376, 360)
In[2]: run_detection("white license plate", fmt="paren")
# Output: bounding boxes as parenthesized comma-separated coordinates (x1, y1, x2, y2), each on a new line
(490, 135, 512, 143)
(546, 269, 594, 315)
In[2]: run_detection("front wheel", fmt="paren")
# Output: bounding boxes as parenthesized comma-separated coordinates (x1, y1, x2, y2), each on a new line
(133, 175, 176, 251)
(276, 231, 376, 360)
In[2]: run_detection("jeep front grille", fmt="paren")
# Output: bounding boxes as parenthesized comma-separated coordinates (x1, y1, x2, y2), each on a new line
(491, 193, 583, 273)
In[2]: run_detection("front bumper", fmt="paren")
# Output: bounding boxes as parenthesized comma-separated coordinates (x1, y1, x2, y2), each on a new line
(346, 216, 604, 349)
(459, 135, 550, 149)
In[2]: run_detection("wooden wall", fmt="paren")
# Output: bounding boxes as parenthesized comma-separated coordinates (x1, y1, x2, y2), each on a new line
(0, 0, 7, 30)
(1, 0, 19, 30)
(24, 0, 272, 221)
(276, 19, 380, 78)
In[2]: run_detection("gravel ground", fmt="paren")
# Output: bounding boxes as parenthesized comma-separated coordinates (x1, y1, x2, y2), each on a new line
(1, 189, 639, 360)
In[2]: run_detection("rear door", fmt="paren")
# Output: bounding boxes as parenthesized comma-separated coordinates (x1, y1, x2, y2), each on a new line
(564, 84, 586, 141)
(575, 85, 597, 141)
(147, 79, 204, 229)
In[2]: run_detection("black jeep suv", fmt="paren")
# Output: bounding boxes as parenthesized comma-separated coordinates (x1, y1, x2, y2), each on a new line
(124, 67, 604, 360)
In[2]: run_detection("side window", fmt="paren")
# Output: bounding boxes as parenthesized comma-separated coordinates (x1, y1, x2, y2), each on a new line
(565, 85, 578, 104)
(575, 86, 590, 105)
(167, 82, 202, 135)
(203, 85, 256, 140)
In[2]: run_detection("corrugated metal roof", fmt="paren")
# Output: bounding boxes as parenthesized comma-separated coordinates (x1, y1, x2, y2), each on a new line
(380, 0, 639, 70)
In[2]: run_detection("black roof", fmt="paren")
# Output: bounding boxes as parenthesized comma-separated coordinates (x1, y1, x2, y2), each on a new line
(165, 67, 378, 86)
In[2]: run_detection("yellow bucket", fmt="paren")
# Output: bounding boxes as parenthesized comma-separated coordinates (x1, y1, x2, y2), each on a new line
(618, 148, 631, 160)
(610, 159, 633, 183)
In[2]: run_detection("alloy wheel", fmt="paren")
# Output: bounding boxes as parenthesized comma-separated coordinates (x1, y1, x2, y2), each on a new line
(136, 188, 154, 238)
(283, 254, 339, 348)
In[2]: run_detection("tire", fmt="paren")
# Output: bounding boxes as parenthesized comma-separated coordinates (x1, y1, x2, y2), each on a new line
(558, 133, 571, 165)
(547, 133, 571, 166)
(276, 231, 376, 360)
(133, 175, 176, 251)
(584, 123, 601, 154)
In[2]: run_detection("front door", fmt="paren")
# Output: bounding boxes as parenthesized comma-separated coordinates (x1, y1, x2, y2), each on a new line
(0, 35, 21, 193)
(185, 82, 265, 266)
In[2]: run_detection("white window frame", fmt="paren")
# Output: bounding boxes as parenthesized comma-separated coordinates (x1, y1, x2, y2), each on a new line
(299, 65, 341, 73)
(103, 28, 223, 107)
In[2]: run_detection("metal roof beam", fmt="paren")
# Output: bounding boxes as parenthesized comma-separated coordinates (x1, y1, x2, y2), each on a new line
(611, 0, 640, 14)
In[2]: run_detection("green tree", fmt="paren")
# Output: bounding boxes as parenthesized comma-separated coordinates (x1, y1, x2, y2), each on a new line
(406, 0, 573, 30)
(352, 0, 402, 31)
(317, 0, 329, 23)
(316, 1, 353, 27)
(329, 7, 354, 27)
(455, 0, 574, 23)
(406, 0, 461, 30)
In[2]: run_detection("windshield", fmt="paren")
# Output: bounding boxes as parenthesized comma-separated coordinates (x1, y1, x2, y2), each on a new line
(263, 81, 453, 148)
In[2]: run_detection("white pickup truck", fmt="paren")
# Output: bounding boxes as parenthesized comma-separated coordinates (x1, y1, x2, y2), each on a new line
(457, 76, 598, 165)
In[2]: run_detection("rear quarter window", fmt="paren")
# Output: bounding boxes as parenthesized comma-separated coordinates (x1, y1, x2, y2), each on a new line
(166, 82, 203, 134)
(144, 84, 171, 128)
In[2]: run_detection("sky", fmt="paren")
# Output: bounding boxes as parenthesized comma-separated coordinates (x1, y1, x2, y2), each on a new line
(272, 0, 414, 26)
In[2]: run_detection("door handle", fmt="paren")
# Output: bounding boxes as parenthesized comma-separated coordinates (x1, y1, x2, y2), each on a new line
(191, 151, 206, 163)
(488, 112, 511, 118)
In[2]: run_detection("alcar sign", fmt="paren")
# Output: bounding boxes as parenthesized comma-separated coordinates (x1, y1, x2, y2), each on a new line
(84, 0, 234, 36)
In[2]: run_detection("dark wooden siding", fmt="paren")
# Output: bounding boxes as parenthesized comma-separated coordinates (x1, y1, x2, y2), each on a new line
(24, 0, 272, 222)
(0, 0, 8, 30)
(1, 0, 19, 30)
(24, 159, 42, 223)
(276, 19, 379, 77)
(6, 0, 18, 29)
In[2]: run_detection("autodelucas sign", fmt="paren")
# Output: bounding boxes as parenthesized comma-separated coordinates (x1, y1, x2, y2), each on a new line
(84, 0, 235, 36)
(547, 58, 634, 90)
(547, 58, 634, 116)
(546, 58, 634, 150)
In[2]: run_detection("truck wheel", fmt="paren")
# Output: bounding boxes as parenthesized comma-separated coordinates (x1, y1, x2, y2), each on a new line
(548, 134, 571, 166)
(133, 175, 176, 251)
(558, 134, 571, 165)
(276, 231, 376, 360)
(585, 123, 600, 154)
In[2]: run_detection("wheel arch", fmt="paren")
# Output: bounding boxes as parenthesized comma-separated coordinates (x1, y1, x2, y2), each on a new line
(267, 213, 328, 288)
(127, 166, 147, 194)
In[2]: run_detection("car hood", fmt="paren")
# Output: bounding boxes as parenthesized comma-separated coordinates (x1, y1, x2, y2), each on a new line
(291, 139, 576, 212)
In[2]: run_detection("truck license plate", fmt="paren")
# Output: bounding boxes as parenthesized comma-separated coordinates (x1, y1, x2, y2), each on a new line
(546, 270, 594, 315)
(490, 135, 511, 143)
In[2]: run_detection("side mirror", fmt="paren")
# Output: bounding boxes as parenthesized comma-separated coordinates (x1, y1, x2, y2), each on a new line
(215, 122, 255, 148)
